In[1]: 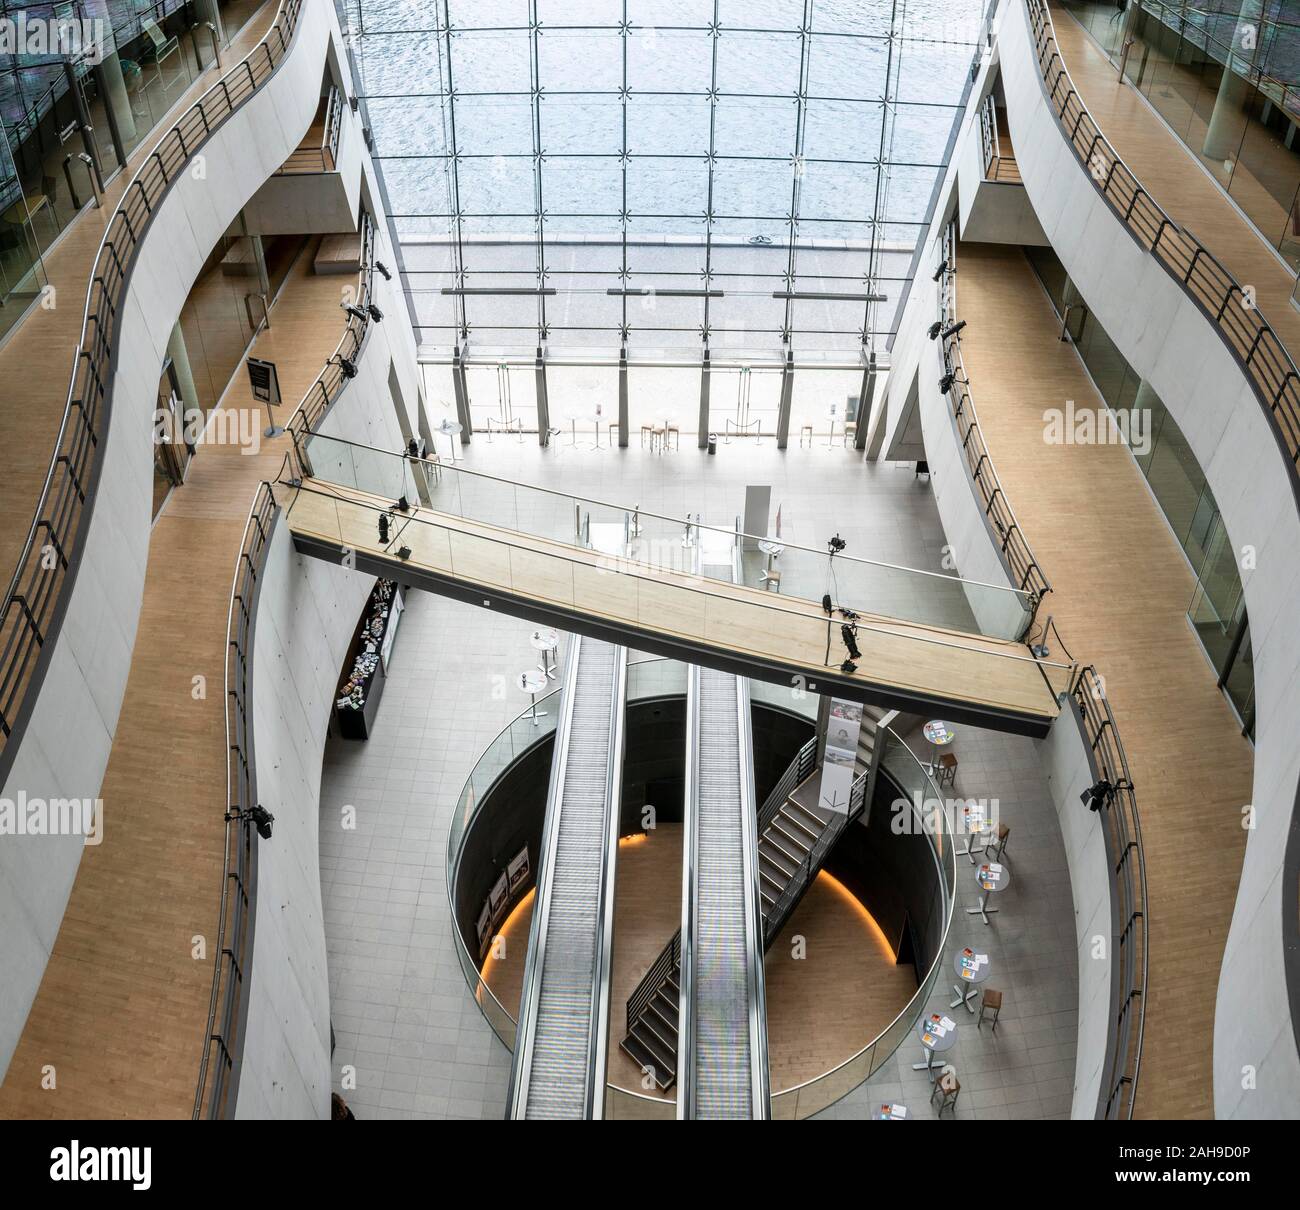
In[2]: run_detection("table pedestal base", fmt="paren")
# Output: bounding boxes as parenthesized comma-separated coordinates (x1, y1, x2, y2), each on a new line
(950, 984, 979, 1013)
(965, 894, 998, 925)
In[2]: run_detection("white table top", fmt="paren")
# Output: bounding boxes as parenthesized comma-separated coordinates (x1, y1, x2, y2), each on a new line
(517, 670, 547, 694)
(437, 419, 463, 434)
(924, 719, 955, 745)
(976, 861, 1010, 892)
(758, 539, 785, 556)
(529, 628, 559, 652)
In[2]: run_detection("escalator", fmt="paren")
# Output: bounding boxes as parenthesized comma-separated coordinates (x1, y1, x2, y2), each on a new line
(507, 526, 628, 1119)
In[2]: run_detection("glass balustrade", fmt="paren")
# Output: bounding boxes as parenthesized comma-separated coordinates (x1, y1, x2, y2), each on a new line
(299, 431, 1039, 644)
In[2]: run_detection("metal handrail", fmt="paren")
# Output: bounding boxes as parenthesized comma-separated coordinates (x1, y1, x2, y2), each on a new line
(284, 213, 377, 447)
(193, 476, 278, 1119)
(1073, 665, 1148, 1120)
(0, 0, 306, 783)
(1025, 0, 1300, 477)
(275, 84, 343, 173)
(937, 223, 1053, 617)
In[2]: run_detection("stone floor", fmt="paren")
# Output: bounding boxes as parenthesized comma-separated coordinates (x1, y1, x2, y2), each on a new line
(318, 439, 1077, 1119)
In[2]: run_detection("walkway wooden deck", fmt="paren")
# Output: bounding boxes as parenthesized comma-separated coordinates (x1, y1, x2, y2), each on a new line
(285, 480, 1066, 728)
(1049, 1, 1300, 372)
(0, 242, 352, 1118)
(954, 239, 1254, 1119)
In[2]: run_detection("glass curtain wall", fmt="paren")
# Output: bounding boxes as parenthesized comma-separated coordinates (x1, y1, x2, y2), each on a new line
(0, 0, 268, 340)
(1026, 245, 1255, 735)
(344, 0, 989, 432)
(1062, 0, 1300, 272)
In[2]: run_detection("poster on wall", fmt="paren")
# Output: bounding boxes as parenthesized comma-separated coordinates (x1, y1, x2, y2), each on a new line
(380, 587, 404, 672)
(820, 696, 863, 815)
(488, 872, 509, 925)
(507, 847, 530, 894)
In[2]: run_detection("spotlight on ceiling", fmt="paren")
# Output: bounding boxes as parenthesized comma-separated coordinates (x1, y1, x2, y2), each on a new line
(375, 261, 393, 281)
(339, 357, 358, 379)
(939, 372, 955, 393)
(367, 303, 384, 322)
(941, 320, 967, 341)
(932, 259, 948, 282)
(246, 804, 275, 840)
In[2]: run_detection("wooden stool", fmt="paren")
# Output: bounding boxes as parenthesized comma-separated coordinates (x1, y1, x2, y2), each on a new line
(763, 569, 782, 593)
(640, 423, 653, 447)
(799, 423, 814, 447)
(665, 423, 680, 450)
(988, 822, 1010, 861)
(930, 1068, 961, 1117)
(978, 987, 1002, 1032)
(843, 421, 857, 447)
(937, 752, 958, 788)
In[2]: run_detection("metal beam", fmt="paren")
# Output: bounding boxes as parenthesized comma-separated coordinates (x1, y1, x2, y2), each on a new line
(618, 342, 629, 447)
(698, 345, 712, 449)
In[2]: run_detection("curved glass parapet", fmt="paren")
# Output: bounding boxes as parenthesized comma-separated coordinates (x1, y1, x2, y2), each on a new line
(447, 671, 956, 1119)
(300, 432, 1038, 642)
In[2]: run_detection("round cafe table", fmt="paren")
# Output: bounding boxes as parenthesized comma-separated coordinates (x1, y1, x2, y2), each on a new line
(967, 860, 1011, 925)
(950, 946, 992, 1013)
(912, 1011, 958, 1079)
(517, 669, 548, 726)
(956, 801, 992, 864)
(530, 627, 559, 679)
(923, 719, 955, 746)
(872, 1103, 909, 1120)
(436, 418, 462, 463)
(758, 539, 784, 587)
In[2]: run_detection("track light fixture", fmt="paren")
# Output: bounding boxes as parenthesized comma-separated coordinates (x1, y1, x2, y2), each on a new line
(367, 303, 384, 322)
(941, 320, 967, 340)
(928, 320, 943, 340)
(932, 259, 948, 282)
(841, 623, 862, 661)
(339, 356, 358, 379)
(394, 494, 410, 513)
(343, 302, 368, 322)
(397, 545, 412, 561)
(1081, 779, 1115, 813)
(827, 534, 846, 556)
(246, 804, 275, 840)
(376, 261, 393, 281)
(840, 659, 858, 674)
(378, 513, 390, 543)
(939, 372, 955, 393)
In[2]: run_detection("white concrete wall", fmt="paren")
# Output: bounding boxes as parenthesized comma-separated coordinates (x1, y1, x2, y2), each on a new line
(1036, 699, 1114, 1118)
(997, 0, 1300, 1117)
(0, 0, 337, 1081)
(956, 115, 1049, 245)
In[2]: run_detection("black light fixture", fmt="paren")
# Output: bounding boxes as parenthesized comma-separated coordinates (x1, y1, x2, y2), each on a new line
(246, 804, 275, 840)
(927, 320, 943, 340)
(841, 623, 862, 661)
(821, 593, 833, 616)
(827, 534, 846, 556)
(1081, 779, 1115, 813)
(397, 545, 412, 561)
(376, 261, 393, 281)
(394, 494, 411, 513)
(367, 303, 384, 322)
(939, 372, 956, 394)
(378, 513, 390, 543)
(339, 356, 358, 379)
(343, 302, 368, 322)
(840, 659, 858, 674)
(940, 320, 967, 341)
(932, 259, 948, 282)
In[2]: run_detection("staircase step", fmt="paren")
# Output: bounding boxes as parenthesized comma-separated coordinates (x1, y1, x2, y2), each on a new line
(762, 830, 806, 868)
(636, 1015, 679, 1067)
(760, 843, 797, 879)
(648, 997, 679, 1037)
(786, 800, 830, 831)
(620, 1034, 675, 1089)
(777, 807, 819, 843)
(759, 866, 785, 891)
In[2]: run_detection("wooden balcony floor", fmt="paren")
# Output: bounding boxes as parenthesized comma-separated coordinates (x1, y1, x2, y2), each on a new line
(0, 242, 352, 1119)
(954, 239, 1254, 1119)
(1049, 1, 1300, 371)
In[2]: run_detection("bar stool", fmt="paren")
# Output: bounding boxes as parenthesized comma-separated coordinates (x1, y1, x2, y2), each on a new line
(763, 570, 782, 593)
(799, 423, 814, 447)
(665, 423, 680, 450)
(930, 1068, 961, 1117)
(843, 421, 857, 447)
(607, 421, 619, 445)
(988, 822, 1010, 861)
(639, 423, 653, 447)
(937, 752, 958, 788)
(978, 988, 1002, 1032)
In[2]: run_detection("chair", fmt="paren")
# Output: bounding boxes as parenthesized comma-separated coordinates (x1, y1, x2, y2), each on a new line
(987, 822, 1010, 861)
(937, 752, 957, 788)
(139, 18, 181, 86)
(799, 423, 813, 447)
(930, 1068, 961, 1117)
(978, 988, 1002, 1032)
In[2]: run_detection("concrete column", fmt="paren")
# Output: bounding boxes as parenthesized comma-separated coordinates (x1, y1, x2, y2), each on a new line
(854, 351, 877, 451)
(1203, 1, 1264, 162)
(534, 346, 550, 446)
(452, 345, 471, 444)
(698, 345, 711, 448)
(98, 50, 137, 148)
(618, 343, 629, 448)
(166, 322, 200, 418)
(775, 347, 794, 450)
